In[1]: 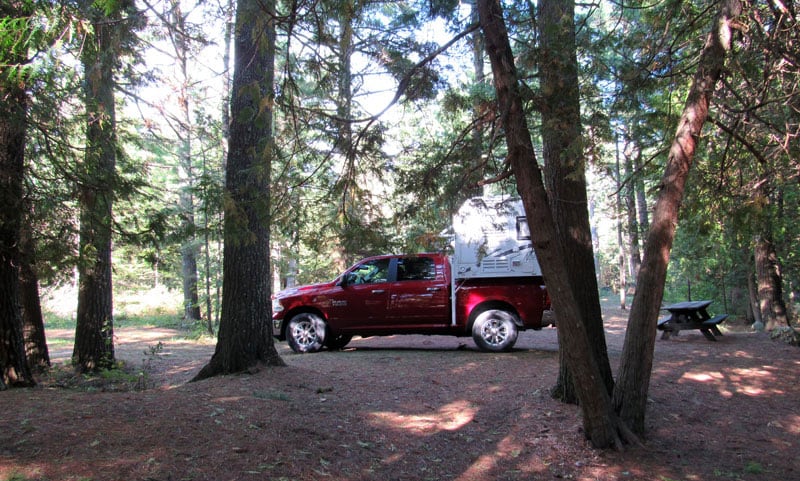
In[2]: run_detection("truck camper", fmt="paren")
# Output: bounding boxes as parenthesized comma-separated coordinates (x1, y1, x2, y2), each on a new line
(272, 196, 551, 353)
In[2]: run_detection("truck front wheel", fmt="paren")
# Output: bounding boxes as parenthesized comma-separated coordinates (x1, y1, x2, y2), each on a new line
(287, 313, 327, 353)
(324, 333, 353, 350)
(472, 309, 519, 352)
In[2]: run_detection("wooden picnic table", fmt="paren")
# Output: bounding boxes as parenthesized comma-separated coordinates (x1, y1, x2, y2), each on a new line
(657, 300, 728, 341)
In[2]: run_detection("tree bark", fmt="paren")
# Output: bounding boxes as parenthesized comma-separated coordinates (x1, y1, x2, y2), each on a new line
(747, 262, 763, 328)
(625, 151, 642, 284)
(478, 0, 629, 449)
(180, 223, 201, 321)
(613, 0, 743, 435)
(755, 233, 789, 331)
(20, 268, 49, 371)
(468, 0, 487, 197)
(169, 0, 202, 323)
(192, 0, 285, 381)
(615, 144, 628, 310)
(634, 151, 649, 238)
(19, 218, 50, 370)
(751, 171, 789, 331)
(539, 0, 614, 403)
(74, 2, 123, 372)
(0, 0, 35, 388)
(202, 0, 235, 334)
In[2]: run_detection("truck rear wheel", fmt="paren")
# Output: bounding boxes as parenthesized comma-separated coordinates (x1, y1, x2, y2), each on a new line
(472, 309, 519, 352)
(287, 313, 327, 353)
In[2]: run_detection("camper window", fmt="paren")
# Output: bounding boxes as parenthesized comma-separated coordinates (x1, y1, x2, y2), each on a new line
(516, 216, 530, 240)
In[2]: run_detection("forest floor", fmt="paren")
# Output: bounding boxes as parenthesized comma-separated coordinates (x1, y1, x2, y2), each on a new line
(1, 306, 799, 481)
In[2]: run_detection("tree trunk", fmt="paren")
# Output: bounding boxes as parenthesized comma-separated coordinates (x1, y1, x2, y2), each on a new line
(334, 0, 362, 264)
(478, 0, 630, 449)
(625, 151, 642, 284)
(747, 263, 763, 328)
(20, 268, 49, 371)
(468, 0, 486, 197)
(615, 142, 628, 310)
(178, 110, 201, 324)
(613, 0, 742, 436)
(755, 233, 789, 331)
(201, 0, 235, 334)
(74, 3, 121, 372)
(752, 171, 789, 331)
(170, 0, 202, 323)
(19, 218, 50, 370)
(539, 0, 614, 403)
(634, 150, 649, 238)
(0, 255, 31, 389)
(192, 0, 285, 381)
(0, 0, 35, 388)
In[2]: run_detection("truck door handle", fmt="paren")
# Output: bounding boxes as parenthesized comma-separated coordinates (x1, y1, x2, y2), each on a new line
(427, 287, 441, 292)
(371, 289, 386, 294)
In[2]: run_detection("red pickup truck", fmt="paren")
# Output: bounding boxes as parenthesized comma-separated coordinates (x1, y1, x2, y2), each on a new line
(272, 252, 550, 353)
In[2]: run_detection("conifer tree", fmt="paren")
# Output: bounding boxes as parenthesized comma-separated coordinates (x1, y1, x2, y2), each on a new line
(0, 0, 36, 389)
(192, 0, 285, 380)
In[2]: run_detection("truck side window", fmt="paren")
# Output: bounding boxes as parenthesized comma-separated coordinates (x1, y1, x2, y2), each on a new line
(348, 259, 390, 285)
(397, 257, 436, 281)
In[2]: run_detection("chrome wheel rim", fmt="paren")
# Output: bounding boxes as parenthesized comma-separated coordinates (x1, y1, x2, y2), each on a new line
(291, 317, 322, 348)
(480, 317, 509, 347)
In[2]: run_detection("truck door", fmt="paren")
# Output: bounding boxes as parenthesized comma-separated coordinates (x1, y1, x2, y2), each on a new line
(329, 257, 392, 328)
(385, 256, 450, 326)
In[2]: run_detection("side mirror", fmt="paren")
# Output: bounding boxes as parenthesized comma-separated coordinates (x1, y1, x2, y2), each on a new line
(338, 273, 353, 287)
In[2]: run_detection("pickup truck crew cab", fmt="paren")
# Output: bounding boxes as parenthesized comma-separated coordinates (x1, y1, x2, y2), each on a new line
(272, 196, 552, 353)
(272, 253, 549, 352)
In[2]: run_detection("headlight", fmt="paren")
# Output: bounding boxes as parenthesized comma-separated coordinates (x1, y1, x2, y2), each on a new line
(272, 298, 284, 313)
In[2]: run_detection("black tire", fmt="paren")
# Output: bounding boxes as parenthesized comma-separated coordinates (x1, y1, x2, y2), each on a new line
(324, 333, 353, 350)
(286, 313, 327, 353)
(471, 308, 519, 352)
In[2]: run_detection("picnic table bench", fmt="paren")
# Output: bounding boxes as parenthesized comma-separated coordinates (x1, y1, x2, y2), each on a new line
(657, 300, 728, 341)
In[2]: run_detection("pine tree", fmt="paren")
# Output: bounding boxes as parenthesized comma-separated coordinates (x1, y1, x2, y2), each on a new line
(73, 0, 141, 372)
(192, 0, 285, 380)
(0, 0, 36, 389)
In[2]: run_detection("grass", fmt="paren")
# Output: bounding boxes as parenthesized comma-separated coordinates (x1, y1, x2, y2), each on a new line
(115, 312, 185, 329)
(45, 337, 72, 347)
(42, 286, 214, 336)
(743, 462, 764, 474)
(5, 473, 31, 481)
(37, 359, 154, 392)
(43, 311, 77, 330)
(41, 287, 216, 381)
(45, 311, 201, 331)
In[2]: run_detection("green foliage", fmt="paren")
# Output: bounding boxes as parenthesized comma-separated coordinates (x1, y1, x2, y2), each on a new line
(744, 461, 764, 474)
(576, 0, 800, 319)
(95, 363, 139, 383)
(10, 0, 798, 327)
(427, 0, 460, 19)
(269, 0, 466, 279)
(36, 359, 147, 393)
(42, 311, 74, 330)
(653, 0, 800, 315)
(4, 472, 31, 481)
(93, 0, 121, 15)
(253, 389, 291, 401)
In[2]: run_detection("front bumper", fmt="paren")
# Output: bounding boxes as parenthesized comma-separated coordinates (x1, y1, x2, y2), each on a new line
(272, 317, 285, 340)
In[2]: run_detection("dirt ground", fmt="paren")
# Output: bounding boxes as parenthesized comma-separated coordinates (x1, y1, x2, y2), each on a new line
(1, 307, 799, 481)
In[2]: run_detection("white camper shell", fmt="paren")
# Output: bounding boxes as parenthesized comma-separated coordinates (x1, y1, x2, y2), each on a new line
(451, 196, 543, 280)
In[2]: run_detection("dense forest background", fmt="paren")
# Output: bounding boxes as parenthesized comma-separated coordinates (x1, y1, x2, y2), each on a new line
(3, 0, 798, 348)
